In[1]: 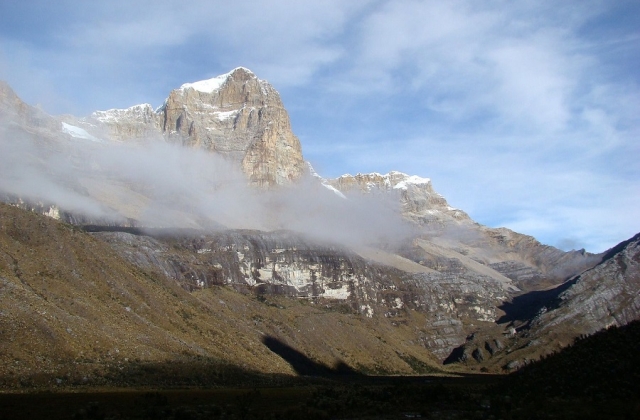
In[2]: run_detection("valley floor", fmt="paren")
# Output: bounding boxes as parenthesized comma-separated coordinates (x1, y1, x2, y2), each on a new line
(0, 373, 636, 420)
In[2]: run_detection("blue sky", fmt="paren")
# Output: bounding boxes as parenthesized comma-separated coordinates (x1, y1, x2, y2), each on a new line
(0, 0, 638, 253)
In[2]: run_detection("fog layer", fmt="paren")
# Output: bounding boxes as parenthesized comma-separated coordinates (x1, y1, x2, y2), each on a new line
(0, 124, 413, 247)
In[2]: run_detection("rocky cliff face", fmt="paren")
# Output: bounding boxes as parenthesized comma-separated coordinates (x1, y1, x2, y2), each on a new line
(88, 67, 306, 187)
(87, 226, 519, 360)
(327, 171, 470, 225)
(532, 232, 640, 334)
(444, 232, 640, 371)
(163, 68, 305, 186)
(91, 103, 161, 140)
(429, 225, 602, 291)
(327, 171, 601, 292)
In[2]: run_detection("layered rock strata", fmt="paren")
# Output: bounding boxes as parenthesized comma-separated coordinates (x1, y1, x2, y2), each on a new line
(327, 171, 470, 225)
(444, 232, 640, 370)
(89, 67, 306, 187)
(92, 228, 517, 359)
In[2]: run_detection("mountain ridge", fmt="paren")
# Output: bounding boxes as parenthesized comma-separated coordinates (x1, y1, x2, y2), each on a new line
(48, 67, 305, 188)
(444, 230, 640, 370)
(0, 68, 636, 382)
(0, 69, 605, 292)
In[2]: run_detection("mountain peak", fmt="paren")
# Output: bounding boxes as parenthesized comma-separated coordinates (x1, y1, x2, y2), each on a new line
(79, 66, 303, 187)
(91, 103, 156, 123)
(327, 171, 466, 224)
(165, 67, 304, 186)
(178, 67, 257, 94)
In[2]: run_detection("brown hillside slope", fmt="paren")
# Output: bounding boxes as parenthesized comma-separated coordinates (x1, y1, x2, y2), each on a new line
(0, 204, 440, 389)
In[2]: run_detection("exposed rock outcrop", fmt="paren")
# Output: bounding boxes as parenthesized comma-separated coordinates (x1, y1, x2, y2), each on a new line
(327, 171, 470, 225)
(90, 226, 519, 359)
(532, 232, 640, 334)
(327, 171, 601, 291)
(89, 67, 306, 187)
(444, 232, 640, 371)
(91, 103, 161, 140)
(164, 68, 305, 186)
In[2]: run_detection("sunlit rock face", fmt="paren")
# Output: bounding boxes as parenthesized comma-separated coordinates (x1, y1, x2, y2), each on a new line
(162, 68, 305, 187)
(91, 104, 161, 140)
(92, 228, 517, 359)
(95, 229, 380, 300)
(327, 171, 470, 226)
(533, 233, 640, 334)
(89, 67, 305, 187)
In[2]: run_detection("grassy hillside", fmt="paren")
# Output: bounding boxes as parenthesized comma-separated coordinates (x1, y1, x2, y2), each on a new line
(0, 203, 442, 389)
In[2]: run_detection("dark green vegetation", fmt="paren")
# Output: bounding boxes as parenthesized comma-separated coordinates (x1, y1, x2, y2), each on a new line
(1, 321, 639, 419)
(0, 376, 502, 420)
(501, 320, 640, 402)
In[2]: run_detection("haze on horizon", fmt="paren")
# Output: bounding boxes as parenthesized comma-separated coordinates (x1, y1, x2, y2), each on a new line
(0, 0, 638, 253)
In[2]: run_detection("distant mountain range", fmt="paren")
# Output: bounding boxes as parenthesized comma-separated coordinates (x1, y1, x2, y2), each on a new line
(0, 68, 637, 386)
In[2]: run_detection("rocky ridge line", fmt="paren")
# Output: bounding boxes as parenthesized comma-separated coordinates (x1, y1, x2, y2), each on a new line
(82, 67, 305, 187)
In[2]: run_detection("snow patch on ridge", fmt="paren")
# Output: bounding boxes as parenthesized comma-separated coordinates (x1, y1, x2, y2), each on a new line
(323, 184, 347, 199)
(92, 104, 156, 123)
(61, 122, 102, 142)
(307, 162, 347, 199)
(180, 75, 229, 93)
(336, 171, 431, 191)
(393, 175, 431, 190)
(179, 67, 257, 94)
(213, 110, 239, 121)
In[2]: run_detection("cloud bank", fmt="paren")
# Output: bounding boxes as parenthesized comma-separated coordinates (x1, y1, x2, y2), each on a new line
(0, 123, 412, 248)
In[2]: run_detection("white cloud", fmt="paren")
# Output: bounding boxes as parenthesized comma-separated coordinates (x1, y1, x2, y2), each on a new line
(293, 0, 639, 253)
(485, 40, 576, 130)
(59, 0, 371, 88)
(337, 0, 602, 134)
(1, 0, 374, 114)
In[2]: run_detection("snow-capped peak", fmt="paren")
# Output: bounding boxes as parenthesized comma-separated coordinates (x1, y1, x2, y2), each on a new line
(393, 174, 431, 190)
(179, 67, 257, 94)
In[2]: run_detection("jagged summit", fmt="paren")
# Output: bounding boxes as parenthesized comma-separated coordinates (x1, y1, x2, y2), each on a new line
(326, 171, 467, 225)
(91, 103, 156, 123)
(178, 67, 257, 93)
(82, 67, 305, 187)
(334, 171, 431, 191)
(161, 67, 304, 186)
